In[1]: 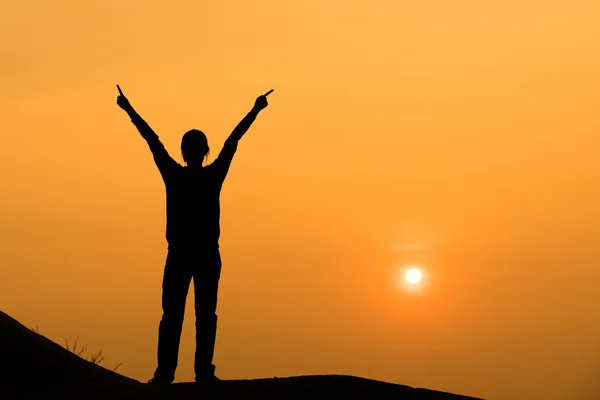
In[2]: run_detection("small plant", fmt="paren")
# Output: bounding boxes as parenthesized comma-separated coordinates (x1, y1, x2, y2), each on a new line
(65, 335, 88, 358)
(31, 326, 123, 372)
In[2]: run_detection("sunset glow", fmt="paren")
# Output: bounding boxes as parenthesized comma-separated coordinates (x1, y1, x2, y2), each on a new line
(2, 1, 600, 399)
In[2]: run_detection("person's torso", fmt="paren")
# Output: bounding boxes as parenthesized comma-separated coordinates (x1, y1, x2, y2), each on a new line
(164, 165, 223, 246)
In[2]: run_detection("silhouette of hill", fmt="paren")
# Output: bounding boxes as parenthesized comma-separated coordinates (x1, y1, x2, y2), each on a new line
(0, 310, 483, 399)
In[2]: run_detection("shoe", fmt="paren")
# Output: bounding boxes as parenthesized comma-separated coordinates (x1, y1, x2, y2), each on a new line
(195, 375, 220, 384)
(148, 377, 172, 385)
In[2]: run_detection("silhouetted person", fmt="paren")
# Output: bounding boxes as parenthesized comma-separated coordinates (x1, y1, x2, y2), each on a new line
(116, 85, 273, 384)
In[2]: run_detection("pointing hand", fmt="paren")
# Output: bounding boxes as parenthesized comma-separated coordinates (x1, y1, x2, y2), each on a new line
(116, 84, 133, 112)
(253, 89, 274, 111)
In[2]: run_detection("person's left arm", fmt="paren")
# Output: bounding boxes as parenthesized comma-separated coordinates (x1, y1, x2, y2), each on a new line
(212, 90, 273, 177)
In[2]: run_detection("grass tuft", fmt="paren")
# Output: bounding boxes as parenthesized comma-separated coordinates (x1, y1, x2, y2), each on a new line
(31, 325, 123, 372)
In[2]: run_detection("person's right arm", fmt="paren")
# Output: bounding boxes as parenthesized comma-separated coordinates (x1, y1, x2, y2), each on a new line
(116, 85, 178, 176)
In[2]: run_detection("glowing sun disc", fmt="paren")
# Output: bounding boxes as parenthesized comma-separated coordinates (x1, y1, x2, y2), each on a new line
(405, 268, 422, 284)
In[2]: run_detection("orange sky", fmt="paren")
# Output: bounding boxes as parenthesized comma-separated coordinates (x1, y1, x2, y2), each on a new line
(2, 1, 600, 399)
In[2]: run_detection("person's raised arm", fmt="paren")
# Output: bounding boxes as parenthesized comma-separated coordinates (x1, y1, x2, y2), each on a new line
(116, 85, 178, 177)
(213, 90, 273, 176)
(226, 89, 273, 144)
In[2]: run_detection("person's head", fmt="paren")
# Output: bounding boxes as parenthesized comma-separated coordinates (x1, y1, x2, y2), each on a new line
(181, 129, 210, 166)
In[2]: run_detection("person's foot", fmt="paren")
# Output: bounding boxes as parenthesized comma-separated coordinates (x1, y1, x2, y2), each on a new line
(148, 377, 172, 385)
(195, 374, 220, 384)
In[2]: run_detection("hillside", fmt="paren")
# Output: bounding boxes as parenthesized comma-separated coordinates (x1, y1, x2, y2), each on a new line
(0, 310, 483, 399)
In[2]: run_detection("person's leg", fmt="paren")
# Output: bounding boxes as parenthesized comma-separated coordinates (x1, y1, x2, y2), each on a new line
(192, 247, 222, 382)
(152, 247, 193, 383)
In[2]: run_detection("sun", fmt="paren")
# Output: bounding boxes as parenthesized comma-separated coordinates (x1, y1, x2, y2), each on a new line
(395, 265, 427, 293)
(405, 267, 422, 284)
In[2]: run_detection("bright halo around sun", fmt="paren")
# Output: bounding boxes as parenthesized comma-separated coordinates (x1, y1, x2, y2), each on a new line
(405, 267, 422, 284)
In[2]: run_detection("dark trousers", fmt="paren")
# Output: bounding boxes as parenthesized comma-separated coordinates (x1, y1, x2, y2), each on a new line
(153, 245, 222, 382)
